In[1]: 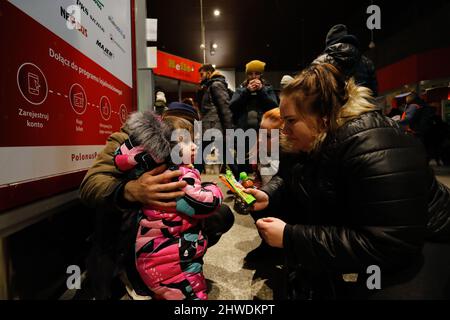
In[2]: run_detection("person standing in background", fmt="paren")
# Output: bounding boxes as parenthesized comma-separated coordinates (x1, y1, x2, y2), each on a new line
(197, 64, 233, 133)
(313, 24, 378, 96)
(230, 60, 278, 131)
(154, 91, 168, 116)
(229, 60, 279, 175)
(197, 64, 234, 173)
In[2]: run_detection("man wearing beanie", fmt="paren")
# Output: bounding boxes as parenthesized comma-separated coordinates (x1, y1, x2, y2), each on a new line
(229, 60, 278, 174)
(230, 60, 278, 131)
(313, 24, 378, 96)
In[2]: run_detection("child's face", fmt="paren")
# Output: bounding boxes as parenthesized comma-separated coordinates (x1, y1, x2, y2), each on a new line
(259, 118, 281, 153)
(180, 140, 198, 165)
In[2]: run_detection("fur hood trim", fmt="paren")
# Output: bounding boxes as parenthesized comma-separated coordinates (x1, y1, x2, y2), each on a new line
(125, 111, 172, 163)
(337, 79, 376, 128)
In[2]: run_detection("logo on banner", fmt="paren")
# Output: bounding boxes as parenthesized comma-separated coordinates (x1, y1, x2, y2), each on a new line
(69, 84, 88, 115)
(96, 40, 114, 59)
(17, 63, 48, 106)
(61, 6, 88, 38)
(168, 59, 195, 73)
(92, 0, 105, 10)
(119, 104, 128, 124)
(108, 15, 126, 40)
(100, 96, 112, 121)
(109, 34, 126, 53)
(75, 0, 89, 15)
(74, 0, 105, 33)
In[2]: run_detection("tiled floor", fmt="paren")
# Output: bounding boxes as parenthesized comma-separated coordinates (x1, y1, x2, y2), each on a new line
(202, 175, 284, 300)
(202, 166, 450, 300)
(66, 166, 450, 300)
(63, 174, 284, 301)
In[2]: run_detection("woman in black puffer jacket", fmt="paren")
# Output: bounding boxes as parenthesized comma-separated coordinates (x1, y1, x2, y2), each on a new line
(247, 63, 450, 300)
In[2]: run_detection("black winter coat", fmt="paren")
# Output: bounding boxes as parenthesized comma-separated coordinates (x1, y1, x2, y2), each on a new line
(261, 111, 450, 299)
(198, 73, 233, 133)
(229, 80, 278, 131)
(314, 43, 378, 96)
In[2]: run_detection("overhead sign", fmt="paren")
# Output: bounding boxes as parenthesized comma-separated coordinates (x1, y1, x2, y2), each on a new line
(0, 0, 136, 211)
(153, 51, 201, 84)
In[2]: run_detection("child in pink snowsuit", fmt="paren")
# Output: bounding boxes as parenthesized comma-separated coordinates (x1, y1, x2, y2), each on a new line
(114, 112, 223, 300)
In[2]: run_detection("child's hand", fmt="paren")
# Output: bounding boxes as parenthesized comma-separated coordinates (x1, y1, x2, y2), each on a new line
(244, 188, 269, 211)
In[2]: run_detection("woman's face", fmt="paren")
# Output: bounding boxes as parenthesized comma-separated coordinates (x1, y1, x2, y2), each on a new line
(280, 96, 321, 153)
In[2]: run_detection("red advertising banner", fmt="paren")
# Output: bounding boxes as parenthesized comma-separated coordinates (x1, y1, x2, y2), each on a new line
(377, 47, 450, 94)
(0, 1, 136, 211)
(153, 51, 202, 84)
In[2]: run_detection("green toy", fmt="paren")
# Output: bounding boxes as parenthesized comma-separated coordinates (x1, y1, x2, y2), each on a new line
(239, 172, 248, 182)
(219, 170, 256, 207)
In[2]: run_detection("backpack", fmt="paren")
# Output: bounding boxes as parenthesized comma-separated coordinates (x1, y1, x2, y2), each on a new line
(206, 80, 234, 108)
(409, 104, 435, 136)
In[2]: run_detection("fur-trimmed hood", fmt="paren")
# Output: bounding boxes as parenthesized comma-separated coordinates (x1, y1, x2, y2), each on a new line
(337, 79, 376, 128)
(125, 111, 172, 163)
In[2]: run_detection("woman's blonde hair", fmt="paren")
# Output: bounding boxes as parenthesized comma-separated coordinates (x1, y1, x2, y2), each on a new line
(281, 63, 376, 151)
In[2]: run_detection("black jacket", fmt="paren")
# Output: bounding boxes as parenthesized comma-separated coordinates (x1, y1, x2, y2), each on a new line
(262, 111, 450, 299)
(314, 30, 378, 96)
(198, 72, 233, 132)
(229, 80, 278, 130)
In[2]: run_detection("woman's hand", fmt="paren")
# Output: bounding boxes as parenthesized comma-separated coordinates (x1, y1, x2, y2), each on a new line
(244, 188, 269, 211)
(256, 218, 287, 248)
(124, 165, 187, 208)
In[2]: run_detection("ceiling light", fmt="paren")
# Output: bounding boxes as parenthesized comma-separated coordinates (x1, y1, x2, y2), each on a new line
(212, 43, 218, 49)
(214, 9, 220, 16)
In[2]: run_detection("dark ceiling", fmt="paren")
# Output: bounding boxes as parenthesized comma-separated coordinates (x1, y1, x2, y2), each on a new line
(147, 0, 448, 71)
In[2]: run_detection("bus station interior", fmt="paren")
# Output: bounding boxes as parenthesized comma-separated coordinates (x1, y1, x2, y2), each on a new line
(1, 0, 450, 300)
